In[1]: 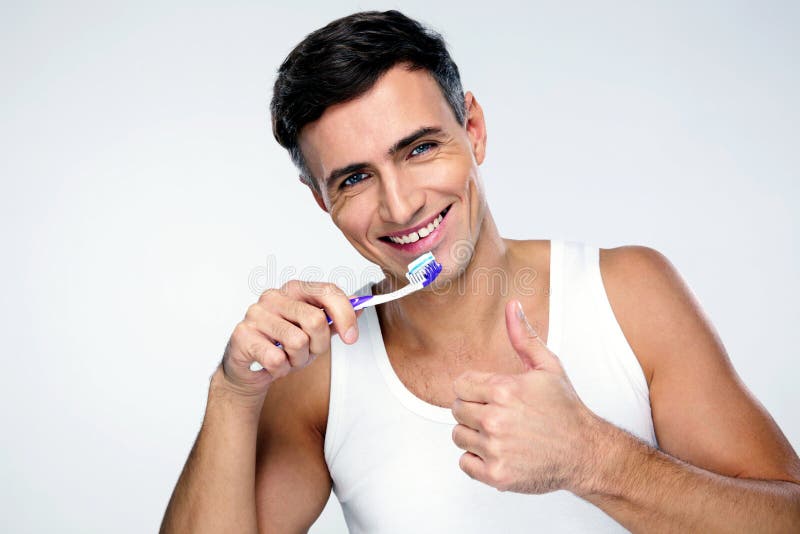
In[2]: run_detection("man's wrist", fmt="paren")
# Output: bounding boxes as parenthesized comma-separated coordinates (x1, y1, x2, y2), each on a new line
(208, 365, 269, 413)
(570, 414, 630, 499)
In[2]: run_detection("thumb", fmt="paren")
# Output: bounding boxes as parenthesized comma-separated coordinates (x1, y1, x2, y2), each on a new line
(505, 300, 560, 373)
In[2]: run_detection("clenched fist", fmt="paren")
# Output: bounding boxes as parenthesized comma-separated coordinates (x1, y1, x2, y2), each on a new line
(219, 280, 360, 398)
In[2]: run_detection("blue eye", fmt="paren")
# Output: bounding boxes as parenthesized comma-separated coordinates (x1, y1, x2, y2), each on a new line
(410, 142, 436, 156)
(342, 172, 369, 188)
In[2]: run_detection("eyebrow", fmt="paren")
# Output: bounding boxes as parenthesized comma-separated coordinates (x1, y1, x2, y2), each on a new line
(324, 126, 444, 188)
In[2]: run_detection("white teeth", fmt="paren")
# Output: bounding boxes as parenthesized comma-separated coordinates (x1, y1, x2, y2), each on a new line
(386, 210, 446, 244)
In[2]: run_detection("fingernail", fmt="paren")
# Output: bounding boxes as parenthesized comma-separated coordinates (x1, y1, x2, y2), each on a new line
(516, 301, 538, 337)
(344, 326, 357, 343)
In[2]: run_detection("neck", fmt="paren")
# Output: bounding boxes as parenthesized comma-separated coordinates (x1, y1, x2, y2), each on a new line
(376, 213, 521, 357)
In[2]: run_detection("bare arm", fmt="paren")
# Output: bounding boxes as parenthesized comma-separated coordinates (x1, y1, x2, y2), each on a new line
(160, 368, 265, 534)
(579, 420, 800, 533)
(160, 281, 358, 533)
(578, 246, 800, 532)
(255, 352, 333, 533)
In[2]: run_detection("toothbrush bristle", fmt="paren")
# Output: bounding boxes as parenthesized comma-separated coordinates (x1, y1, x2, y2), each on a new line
(405, 252, 443, 287)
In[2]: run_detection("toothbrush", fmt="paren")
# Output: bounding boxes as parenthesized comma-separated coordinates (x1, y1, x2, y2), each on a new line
(249, 252, 442, 371)
(345, 251, 442, 312)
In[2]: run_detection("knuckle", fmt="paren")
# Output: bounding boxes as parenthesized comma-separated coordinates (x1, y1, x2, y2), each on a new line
(309, 336, 331, 357)
(487, 463, 507, 490)
(458, 454, 474, 478)
(481, 413, 501, 435)
(282, 330, 309, 352)
(259, 287, 277, 302)
(263, 349, 288, 371)
(232, 321, 249, 339)
(280, 280, 301, 295)
(490, 384, 512, 405)
(451, 425, 463, 445)
(306, 307, 328, 331)
(230, 324, 254, 350)
(323, 282, 345, 297)
(300, 280, 326, 298)
(495, 478, 511, 492)
(284, 279, 301, 290)
(244, 303, 261, 320)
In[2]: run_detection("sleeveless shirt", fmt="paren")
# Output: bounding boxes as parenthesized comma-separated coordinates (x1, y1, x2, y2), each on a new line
(324, 240, 658, 533)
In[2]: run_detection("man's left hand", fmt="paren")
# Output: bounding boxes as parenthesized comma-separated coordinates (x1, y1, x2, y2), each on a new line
(451, 300, 602, 494)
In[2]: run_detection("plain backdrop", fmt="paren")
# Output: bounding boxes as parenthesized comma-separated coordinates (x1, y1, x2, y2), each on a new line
(1, 1, 797, 532)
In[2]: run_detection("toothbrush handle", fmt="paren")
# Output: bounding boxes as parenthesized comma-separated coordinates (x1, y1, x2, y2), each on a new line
(322, 294, 373, 323)
(250, 295, 373, 371)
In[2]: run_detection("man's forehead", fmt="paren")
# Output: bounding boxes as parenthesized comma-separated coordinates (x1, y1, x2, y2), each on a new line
(298, 66, 457, 182)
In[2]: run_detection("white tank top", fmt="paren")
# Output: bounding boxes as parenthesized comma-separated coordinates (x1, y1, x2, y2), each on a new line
(324, 241, 657, 533)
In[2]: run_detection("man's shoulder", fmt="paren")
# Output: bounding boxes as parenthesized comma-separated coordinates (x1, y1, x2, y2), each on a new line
(598, 245, 686, 313)
(599, 244, 675, 276)
(598, 245, 690, 386)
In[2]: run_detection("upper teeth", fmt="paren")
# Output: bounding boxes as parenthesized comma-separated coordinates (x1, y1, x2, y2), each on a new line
(388, 212, 443, 244)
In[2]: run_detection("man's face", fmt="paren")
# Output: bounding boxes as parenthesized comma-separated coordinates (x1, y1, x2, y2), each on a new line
(298, 64, 488, 283)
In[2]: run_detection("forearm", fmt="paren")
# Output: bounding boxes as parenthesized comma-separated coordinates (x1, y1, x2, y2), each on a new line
(161, 367, 266, 534)
(576, 420, 800, 533)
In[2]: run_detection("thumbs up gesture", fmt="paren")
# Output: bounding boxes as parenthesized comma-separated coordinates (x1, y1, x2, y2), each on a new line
(451, 300, 603, 495)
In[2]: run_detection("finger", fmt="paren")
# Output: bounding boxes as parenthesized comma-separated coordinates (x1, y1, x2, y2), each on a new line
(458, 451, 489, 483)
(247, 308, 310, 369)
(505, 300, 560, 373)
(452, 371, 494, 403)
(251, 339, 292, 379)
(232, 323, 292, 378)
(451, 424, 488, 458)
(451, 398, 489, 432)
(278, 281, 359, 344)
(269, 297, 331, 358)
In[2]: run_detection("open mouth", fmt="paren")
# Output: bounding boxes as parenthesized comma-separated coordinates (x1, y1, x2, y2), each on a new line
(379, 204, 452, 246)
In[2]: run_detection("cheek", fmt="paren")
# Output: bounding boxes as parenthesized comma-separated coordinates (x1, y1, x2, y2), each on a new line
(418, 154, 473, 193)
(446, 158, 476, 197)
(330, 197, 370, 237)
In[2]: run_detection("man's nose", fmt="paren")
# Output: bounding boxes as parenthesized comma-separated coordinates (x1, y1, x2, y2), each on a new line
(377, 169, 425, 225)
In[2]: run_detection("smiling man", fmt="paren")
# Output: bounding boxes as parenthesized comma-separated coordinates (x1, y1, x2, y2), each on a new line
(161, 10, 800, 533)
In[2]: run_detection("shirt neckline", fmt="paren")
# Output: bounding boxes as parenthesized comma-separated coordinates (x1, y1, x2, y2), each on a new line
(369, 240, 564, 424)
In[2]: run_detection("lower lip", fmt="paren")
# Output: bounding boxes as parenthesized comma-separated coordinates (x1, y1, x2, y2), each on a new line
(381, 207, 450, 255)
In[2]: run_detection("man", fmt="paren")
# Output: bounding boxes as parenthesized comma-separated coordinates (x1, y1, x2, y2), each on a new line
(161, 10, 800, 533)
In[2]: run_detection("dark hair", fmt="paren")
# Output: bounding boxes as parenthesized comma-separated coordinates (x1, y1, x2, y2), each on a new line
(270, 10, 466, 191)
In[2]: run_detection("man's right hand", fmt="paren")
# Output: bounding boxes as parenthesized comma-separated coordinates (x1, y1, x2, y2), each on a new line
(219, 280, 360, 398)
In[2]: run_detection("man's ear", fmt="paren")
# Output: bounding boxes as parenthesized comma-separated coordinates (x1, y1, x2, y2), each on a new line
(302, 176, 329, 213)
(463, 91, 487, 165)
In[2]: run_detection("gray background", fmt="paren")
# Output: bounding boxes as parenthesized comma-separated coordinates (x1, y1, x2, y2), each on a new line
(1, 1, 797, 532)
